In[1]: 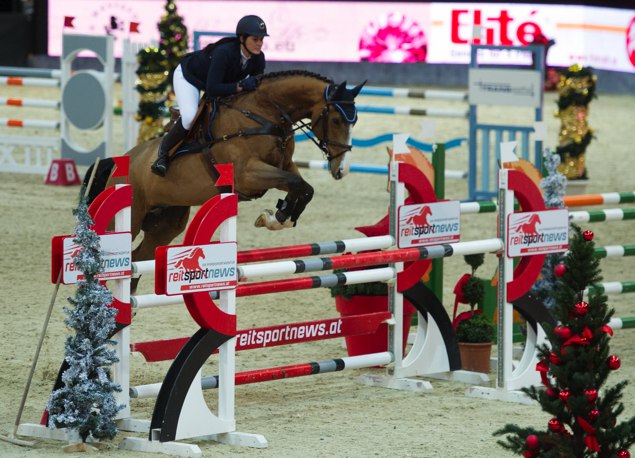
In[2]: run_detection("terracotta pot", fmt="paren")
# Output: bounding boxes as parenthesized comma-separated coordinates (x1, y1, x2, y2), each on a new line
(335, 295, 415, 357)
(458, 342, 492, 373)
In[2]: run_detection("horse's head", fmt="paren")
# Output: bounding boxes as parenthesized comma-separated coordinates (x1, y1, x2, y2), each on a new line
(312, 80, 365, 180)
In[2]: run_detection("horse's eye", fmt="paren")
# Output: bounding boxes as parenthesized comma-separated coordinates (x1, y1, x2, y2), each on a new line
(332, 117, 341, 126)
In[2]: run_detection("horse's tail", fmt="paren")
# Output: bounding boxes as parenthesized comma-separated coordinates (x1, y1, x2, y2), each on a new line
(83, 158, 115, 205)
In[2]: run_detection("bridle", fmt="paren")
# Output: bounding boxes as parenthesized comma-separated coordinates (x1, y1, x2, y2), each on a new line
(294, 85, 356, 162)
(207, 83, 355, 163)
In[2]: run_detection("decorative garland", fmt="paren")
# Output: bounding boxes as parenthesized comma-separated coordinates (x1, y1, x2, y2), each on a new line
(135, 46, 169, 144)
(555, 64, 597, 179)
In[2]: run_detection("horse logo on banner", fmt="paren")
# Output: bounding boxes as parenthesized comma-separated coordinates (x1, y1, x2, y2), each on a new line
(174, 247, 206, 271)
(513, 213, 542, 237)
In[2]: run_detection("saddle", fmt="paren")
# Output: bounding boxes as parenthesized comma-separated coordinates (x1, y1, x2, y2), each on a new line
(165, 97, 218, 158)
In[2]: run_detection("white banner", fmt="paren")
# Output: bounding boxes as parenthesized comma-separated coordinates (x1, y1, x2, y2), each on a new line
(48, 1, 635, 73)
(398, 200, 461, 248)
(469, 68, 542, 107)
(164, 243, 237, 295)
(62, 232, 132, 284)
(507, 209, 569, 257)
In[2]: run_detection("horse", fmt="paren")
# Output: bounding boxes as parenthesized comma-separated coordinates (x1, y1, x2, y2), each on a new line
(86, 70, 365, 291)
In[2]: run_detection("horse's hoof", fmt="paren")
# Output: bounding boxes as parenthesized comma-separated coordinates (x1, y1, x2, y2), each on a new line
(254, 210, 272, 228)
(255, 209, 294, 230)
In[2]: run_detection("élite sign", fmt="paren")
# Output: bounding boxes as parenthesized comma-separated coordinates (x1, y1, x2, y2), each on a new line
(398, 200, 461, 248)
(61, 232, 132, 284)
(507, 209, 569, 257)
(164, 243, 237, 295)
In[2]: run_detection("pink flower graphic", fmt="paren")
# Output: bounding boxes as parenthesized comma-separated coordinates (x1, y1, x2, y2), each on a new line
(627, 16, 635, 67)
(359, 12, 427, 63)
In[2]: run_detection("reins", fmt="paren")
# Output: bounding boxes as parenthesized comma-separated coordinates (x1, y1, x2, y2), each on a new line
(205, 84, 354, 163)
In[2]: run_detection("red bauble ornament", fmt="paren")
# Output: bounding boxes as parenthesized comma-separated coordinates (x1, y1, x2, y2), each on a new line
(523, 451, 535, 458)
(585, 389, 598, 403)
(548, 418, 562, 432)
(559, 390, 570, 403)
(525, 434, 540, 450)
(575, 301, 589, 316)
(555, 325, 572, 340)
(554, 264, 566, 277)
(588, 410, 599, 422)
(608, 355, 621, 370)
(550, 352, 561, 365)
(545, 388, 558, 399)
(617, 450, 630, 458)
(583, 230, 594, 241)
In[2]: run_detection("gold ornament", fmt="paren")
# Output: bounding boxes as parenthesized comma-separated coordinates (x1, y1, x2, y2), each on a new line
(558, 105, 589, 145)
(557, 153, 586, 179)
(137, 118, 165, 144)
(135, 71, 169, 90)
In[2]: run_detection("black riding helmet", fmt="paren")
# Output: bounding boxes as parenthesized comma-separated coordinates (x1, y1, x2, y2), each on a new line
(236, 15, 269, 37)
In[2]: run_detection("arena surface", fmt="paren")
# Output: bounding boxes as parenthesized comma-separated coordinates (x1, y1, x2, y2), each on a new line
(0, 82, 633, 457)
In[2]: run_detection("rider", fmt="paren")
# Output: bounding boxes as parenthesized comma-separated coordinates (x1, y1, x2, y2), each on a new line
(151, 15, 268, 176)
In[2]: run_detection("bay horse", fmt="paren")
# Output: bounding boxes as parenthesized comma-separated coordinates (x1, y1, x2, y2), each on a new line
(87, 70, 365, 290)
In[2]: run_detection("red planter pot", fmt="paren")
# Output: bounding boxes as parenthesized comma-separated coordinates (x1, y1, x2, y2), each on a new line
(335, 295, 416, 357)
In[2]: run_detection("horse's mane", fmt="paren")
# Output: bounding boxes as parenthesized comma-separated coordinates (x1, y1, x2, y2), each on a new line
(257, 70, 334, 85)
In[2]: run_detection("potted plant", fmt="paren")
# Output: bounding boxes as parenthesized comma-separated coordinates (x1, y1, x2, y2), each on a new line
(330, 267, 416, 358)
(453, 254, 495, 373)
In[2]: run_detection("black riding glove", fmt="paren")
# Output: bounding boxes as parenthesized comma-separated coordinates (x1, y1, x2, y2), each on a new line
(239, 76, 258, 92)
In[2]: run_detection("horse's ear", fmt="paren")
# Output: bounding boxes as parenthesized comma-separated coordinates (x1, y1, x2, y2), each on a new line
(333, 81, 347, 99)
(350, 80, 367, 98)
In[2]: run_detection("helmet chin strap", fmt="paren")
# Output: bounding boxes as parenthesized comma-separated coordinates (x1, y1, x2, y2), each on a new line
(240, 36, 258, 58)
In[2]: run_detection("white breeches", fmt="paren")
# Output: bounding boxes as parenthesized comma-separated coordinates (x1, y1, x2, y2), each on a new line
(173, 64, 200, 130)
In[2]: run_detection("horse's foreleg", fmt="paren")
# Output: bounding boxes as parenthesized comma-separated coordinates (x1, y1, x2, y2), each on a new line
(243, 163, 314, 230)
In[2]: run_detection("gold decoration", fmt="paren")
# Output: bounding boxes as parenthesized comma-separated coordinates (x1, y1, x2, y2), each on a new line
(557, 153, 586, 179)
(135, 71, 169, 90)
(555, 64, 596, 180)
(137, 118, 165, 144)
(558, 105, 589, 145)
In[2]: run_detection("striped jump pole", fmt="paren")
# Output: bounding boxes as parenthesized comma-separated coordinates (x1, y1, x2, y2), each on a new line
(356, 104, 469, 118)
(131, 352, 393, 399)
(131, 238, 504, 307)
(0, 97, 60, 109)
(570, 208, 635, 223)
(0, 76, 59, 88)
(0, 118, 60, 129)
(460, 199, 635, 215)
(563, 191, 635, 206)
(609, 317, 635, 330)
(133, 234, 395, 276)
(585, 281, 635, 296)
(594, 245, 635, 258)
(352, 85, 468, 101)
(294, 159, 467, 180)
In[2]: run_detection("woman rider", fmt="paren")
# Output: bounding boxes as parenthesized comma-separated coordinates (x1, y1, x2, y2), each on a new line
(151, 15, 268, 176)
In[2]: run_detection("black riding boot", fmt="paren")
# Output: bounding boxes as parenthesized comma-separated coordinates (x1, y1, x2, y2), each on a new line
(151, 119, 189, 177)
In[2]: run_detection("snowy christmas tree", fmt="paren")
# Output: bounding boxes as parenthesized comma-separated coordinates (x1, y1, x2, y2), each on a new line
(495, 225, 635, 457)
(47, 190, 124, 443)
(531, 149, 567, 311)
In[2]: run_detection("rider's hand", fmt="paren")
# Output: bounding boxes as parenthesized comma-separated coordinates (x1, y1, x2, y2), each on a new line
(238, 76, 258, 92)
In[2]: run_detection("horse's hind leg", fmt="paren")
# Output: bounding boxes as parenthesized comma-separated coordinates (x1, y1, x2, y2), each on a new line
(131, 206, 190, 292)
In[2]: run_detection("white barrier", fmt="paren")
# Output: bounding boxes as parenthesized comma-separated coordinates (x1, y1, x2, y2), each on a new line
(0, 34, 115, 174)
